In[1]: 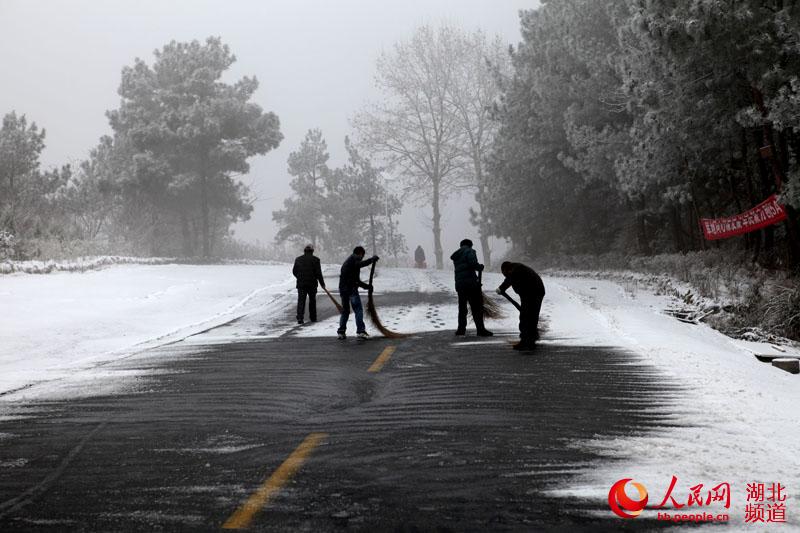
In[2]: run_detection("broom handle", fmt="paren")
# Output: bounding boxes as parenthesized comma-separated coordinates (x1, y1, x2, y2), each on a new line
(322, 286, 343, 312)
(500, 291, 522, 312)
(478, 268, 482, 286)
(368, 260, 376, 295)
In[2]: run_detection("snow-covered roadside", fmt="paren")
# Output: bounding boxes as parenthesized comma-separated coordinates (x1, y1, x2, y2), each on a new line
(0, 264, 299, 401)
(545, 276, 800, 529)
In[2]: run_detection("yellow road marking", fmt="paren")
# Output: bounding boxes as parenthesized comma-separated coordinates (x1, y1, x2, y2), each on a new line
(368, 345, 396, 373)
(222, 432, 328, 529)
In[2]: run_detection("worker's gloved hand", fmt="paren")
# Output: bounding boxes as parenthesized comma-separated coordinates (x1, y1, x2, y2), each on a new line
(495, 288, 503, 295)
(367, 284, 374, 291)
(321, 283, 326, 290)
(477, 264, 485, 271)
(372, 255, 380, 261)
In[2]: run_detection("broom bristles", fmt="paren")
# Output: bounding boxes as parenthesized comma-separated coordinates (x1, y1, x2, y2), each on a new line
(481, 292, 504, 319)
(367, 293, 408, 338)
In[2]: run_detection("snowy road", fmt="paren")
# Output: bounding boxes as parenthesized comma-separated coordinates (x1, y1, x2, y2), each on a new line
(1, 265, 798, 530)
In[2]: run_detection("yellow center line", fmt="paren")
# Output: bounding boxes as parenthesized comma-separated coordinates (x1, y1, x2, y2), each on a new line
(222, 432, 328, 530)
(368, 345, 396, 373)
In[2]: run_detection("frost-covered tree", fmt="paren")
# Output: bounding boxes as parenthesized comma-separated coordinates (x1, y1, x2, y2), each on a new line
(274, 133, 405, 259)
(354, 25, 469, 269)
(618, 0, 800, 262)
(0, 111, 47, 235)
(0, 112, 71, 252)
(322, 138, 404, 258)
(486, 1, 630, 257)
(486, 0, 800, 266)
(273, 128, 329, 248)
(57, 136, 119, 241)
(108, 37, 283, 257)
(448, 31, 511, 269)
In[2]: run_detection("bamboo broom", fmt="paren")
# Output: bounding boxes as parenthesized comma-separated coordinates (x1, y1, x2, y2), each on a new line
(478, 270, 504, 319)
(366, 261, 407, 338)
(322, 286, 343, 313)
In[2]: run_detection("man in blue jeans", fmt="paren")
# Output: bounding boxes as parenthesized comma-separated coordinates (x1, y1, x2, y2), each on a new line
(337, 246, 379, 340)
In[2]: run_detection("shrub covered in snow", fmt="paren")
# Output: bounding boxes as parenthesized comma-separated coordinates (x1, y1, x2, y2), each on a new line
(527, 250, 800, 343)
(0, 231, 15, 260)
(0, 255, 177, 275)
(0, 255, 286, 275)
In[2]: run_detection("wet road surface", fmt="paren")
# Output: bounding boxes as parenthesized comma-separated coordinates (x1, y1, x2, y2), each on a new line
(0, 290, 683, 531)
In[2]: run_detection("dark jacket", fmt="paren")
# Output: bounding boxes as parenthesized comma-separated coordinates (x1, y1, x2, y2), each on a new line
(499, 262, 545, 297)
(450, 245, 483, 292)
(293, 251, 325, 289)
(339, 254, 377, 292)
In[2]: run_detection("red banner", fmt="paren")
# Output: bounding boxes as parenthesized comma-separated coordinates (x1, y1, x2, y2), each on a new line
(700, 195, 787, 240)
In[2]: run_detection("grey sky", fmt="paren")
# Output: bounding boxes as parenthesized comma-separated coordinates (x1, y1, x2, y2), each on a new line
(0, 0, 538, 260)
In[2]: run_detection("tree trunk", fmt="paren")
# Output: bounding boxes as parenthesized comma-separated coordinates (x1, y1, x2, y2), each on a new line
(742, 129, 759, 253)
(7, 167, 16, 233)
(635, 197, 651, 255)
(386, 199, 398, 262)
(479, 233, 491, 270)
(776, 130, 800, 266)
(201, 173, 211, 258)
(369, 212, 377, 256)
(149, 208, 158, 257)
(180, 211, 193, 257)
(432, 178, 443, 269)
(473, 153, 492, 269)
(670, 205, 684, 252)
(752, 130, 776, 264)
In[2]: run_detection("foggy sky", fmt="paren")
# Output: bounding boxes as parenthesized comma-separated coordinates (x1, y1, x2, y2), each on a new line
(0, 0, 538, 260)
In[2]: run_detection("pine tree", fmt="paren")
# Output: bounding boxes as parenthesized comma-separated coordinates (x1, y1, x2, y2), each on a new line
(108, 37, 283, 257)
(273, 129, 330, 248)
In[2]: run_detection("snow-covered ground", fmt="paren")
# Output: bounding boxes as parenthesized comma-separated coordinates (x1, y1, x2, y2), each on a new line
(2, 264, 798, 528)
(541, 276, 800, 529)
(0, 264, 297, 398)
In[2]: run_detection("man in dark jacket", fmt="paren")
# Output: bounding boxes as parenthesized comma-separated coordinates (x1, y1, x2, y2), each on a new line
(293, 244, 326, 324)
(497, 261, 545, 350)
(337, 246, 379, 339)
(450, 239, 493, 337)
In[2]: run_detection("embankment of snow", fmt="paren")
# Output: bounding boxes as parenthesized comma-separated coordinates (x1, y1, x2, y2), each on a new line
(0, 263, 298, 400)
(546, 276, 800, 529)
(0, 255, 287, 275)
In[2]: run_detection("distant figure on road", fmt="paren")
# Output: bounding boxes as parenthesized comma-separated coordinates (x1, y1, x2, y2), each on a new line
(450, 238, 493, 337)
(337, 246, 379, 340)
(414, 245, 427, 269)
(497, 262, 545, 351)
(292, 244, 325, 324)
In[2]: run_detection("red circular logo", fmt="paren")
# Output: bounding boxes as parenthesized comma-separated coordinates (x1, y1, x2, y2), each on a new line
(608, 478, 649, 519)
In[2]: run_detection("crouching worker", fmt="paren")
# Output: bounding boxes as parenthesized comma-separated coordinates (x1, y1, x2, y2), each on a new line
(497, 261, 545, 350)
(337, 246, 379, 340)
(450, 238, 493, 337)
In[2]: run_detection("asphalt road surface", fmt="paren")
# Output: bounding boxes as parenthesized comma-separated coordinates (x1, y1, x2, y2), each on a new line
(0, 289, 683, 532)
